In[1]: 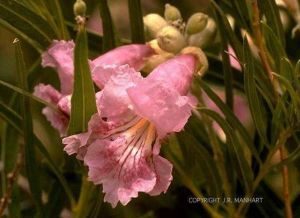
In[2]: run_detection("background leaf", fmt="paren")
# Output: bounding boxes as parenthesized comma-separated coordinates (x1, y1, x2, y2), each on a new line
(128, 0, 145, 43)
(14, 39, 43, 216)
(98, 0, 116, 51)
(68, 25, 97, 135)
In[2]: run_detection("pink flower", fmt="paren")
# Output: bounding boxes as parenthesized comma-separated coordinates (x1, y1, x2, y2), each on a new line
(35, 40, 153, 135)
(92, 44, 154, 88)
(63, 54, 198, 207)
(42, 40, 75, 95)
(33, 84, 70, 136)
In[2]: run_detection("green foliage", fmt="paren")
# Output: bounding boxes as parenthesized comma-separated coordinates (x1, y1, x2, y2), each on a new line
(128, 0, 145, 43)
(14, 39, 43, 216)
(67, 25, 97, 135)
(98, 0, 116, 51)
(0, 0, 300, 217)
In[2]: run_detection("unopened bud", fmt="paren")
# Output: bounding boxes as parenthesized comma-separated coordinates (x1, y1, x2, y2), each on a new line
(143, 14, 168, 39)
(181, 46, 208, 76)
(157, 26, 186, 54)
(143, 40, 174, 73)
(164, 4, 182, 21)
(186, 13, 208, 35)
(74, 0, 86, 17)
(187, 18, 217, 48)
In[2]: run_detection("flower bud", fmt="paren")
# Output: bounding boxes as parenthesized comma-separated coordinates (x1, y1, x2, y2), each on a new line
(187, 18, 217, 48)
(143, 40, 174, 73)
(164, 4, 182, 21)
(157, 26, 186, 54)
(143, 14, 168, 39)
(180, 46, 208, 76)
(186, 13, 208, 35)
(73, 0, 86, 17)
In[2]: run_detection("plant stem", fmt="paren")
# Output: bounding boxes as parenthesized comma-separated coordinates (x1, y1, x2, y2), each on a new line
(251, 0, 274, 82)
(0, 147, 23, 216)
(250, 2, 293, 217)
(279, 147, 293, 218)
(234, 129, 292, 217)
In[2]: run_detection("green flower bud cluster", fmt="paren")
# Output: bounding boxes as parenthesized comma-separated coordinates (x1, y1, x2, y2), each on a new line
(143, 3, 217, 54)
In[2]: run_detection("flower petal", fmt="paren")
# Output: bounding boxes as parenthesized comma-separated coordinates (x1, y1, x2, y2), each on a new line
(62, 132, 91, 160)
(147, 54, 196, 95)
(42, 107, 69, 136)
(34, 84, 68, 136)
(149, 155, 173, 196)
(33, 83, 62, 104)
(58, 95, 71, 115)
(41, 40, 75, 94)
(92, 44, 154, 88)
(127, 80, 194, 137)
(97, 65, 142, 123)
(84, 137, 157, 207)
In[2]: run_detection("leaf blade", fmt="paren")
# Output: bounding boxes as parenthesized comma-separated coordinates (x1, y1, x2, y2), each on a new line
(128, 0, 145, 43)
(68, 26, 97, 134)
(14, 39, 43, 216)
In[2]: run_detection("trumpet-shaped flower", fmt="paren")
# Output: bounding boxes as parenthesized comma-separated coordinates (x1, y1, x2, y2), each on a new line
(63, 54, 198, 207)
(34, 40, 153, 135)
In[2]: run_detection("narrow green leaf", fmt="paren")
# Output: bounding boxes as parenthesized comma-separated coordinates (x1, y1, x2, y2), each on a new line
(128, 0, 145, 43)
(198, 108, 253, 192)
(44, 181, 64, 218)
(258, 0, 285, 47)
(293, 60, 300, 90)
(211, 0, 243, 59)
(261, 22, 286, 73)
(98, 0, 116, 51)
(177, 132, 222, 197)
(280, 58, 294, 83)
(273, 72, 300, 106)
(0, 0, 57, 52)
(0, 101, 75, 207)
(243, 39, 268, 143)
(197, 79, 261, 163)
(1, 109, 21, 217)
(45, 0, 69, 39)
(0, 101, 22, 132)
(68, 26, 97, 134)
(214, 10, 233, 109)
(0, 80, 60, 112)
(14, 39, 43, 216)
(271, 146, 300, 171)
(271, 93, 289, 145)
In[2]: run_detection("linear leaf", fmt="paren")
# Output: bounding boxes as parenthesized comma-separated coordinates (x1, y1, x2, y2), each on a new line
(14, 39, 43, 216)
(0, 0, 57, 52)
(177, 132, 221, 197)
(0, 80, 60, 112)
(258, 0, 285, 47)
(211, 1, 243, 59)
(1, 99, 21, 217)
(68, 25, 97, 134)
(128, 0, 145, 43)
(243, 39, 268, 143)
(44, 0, 69, 39)
(214, 10, 233, 109)
(198, 108, 253, 192)
(98, 0, 116, 51)
(197, 79, 261, 163)
(261, 22, 286, 73)
(0, 101, 75, 206)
